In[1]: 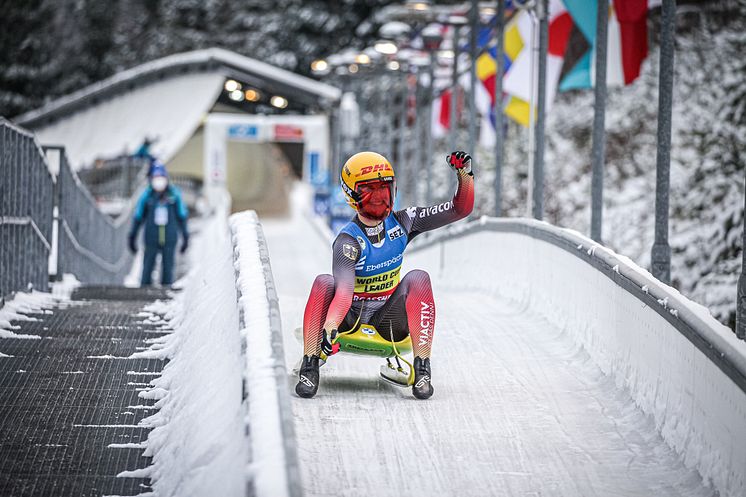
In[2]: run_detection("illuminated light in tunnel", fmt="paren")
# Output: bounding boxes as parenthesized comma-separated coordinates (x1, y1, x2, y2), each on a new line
(387, 61, 400, 71)
(374, 41, 398, 55)
(348, 64, 359, 74)
(224, 79, 241, 92)
(229, 89, 245, 102)
(406, 1, 431, 11)
(270, 95, 288, 109)
(355, 53, 371, 65)
(244, 89, 261, 102)
(311, 59, 329, 73)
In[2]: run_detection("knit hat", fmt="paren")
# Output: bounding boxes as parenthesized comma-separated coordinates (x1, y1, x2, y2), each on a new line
(149, 160, 168, 178)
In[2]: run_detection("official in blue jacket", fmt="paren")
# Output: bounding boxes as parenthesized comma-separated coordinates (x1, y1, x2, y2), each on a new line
(128, 163, 189, 286)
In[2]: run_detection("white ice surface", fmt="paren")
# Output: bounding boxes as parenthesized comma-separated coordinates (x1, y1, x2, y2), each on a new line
(413, 225, 745, 497)
(260, 188, 718, 497)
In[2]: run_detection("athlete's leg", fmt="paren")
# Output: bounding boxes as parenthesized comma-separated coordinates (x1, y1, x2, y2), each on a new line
(370, 269, 435, 399)
(302, 274, 335, 356)
(370, 269, 435, 358)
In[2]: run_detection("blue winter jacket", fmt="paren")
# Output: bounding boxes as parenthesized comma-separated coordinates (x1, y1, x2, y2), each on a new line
(130, 185, 189, 247)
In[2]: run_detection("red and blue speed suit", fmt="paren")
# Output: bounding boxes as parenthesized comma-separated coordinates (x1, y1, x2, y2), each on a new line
(302, 168, 474, 359)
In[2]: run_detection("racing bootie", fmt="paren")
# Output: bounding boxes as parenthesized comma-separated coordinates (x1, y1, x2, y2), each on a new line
(412, 356, 434, 400)
(295, 355, 321, 398)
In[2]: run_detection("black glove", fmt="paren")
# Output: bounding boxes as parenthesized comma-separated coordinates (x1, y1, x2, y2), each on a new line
(446, 151, 472, 175)
(180, 235, 189, 254)
(128, 232, 137, 254)
(321, 328, 340, 356)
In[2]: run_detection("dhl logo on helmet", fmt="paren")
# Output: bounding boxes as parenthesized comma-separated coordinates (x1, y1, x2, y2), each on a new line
(355, 163, 391, 177)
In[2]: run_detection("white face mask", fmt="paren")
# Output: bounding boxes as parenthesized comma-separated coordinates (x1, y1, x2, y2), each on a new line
(151, 176, 168, 192)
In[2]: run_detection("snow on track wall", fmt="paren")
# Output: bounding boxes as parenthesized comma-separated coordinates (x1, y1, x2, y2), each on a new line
(142, 208, 248, 497)
(230, 211, 302, 497)
(408, 218, 746, 497)
(143, 207, 300, 497)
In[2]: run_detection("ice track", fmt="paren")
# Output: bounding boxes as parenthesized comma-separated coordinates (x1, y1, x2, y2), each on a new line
(262, 210, 711, 497)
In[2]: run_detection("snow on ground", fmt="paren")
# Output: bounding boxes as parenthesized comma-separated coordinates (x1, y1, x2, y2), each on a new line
(134, 201, 248, 497)
(261, 183, 715, 497)
(0, 274, 81, 345)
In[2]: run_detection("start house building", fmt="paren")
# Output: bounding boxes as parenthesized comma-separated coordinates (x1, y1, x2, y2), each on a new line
(13, 48, 341, 215)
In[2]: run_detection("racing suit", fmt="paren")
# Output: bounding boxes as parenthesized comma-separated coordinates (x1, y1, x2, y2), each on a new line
(303, 168, 474, 359)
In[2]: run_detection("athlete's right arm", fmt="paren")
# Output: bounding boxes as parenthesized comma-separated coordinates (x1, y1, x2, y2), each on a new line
(322, 233, 359, 331)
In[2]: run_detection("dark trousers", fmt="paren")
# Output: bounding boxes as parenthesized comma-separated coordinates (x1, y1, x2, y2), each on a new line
(141, 243, 176, 286)
(302, 269, 435, 358)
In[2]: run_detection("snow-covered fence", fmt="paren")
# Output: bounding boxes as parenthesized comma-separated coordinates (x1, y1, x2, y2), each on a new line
(230, 211, 302, 497)
(50, 146, 136, 284)
(0, 118, 141, 305)
(0, 119, 54, 301)
(75, 155, 148, 202)
(409, 218, 746, 497)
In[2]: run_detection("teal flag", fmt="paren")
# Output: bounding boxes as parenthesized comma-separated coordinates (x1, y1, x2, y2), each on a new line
(559, 0, 598, 90)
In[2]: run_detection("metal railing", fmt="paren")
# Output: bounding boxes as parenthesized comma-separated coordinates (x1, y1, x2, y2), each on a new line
(76, 156, 148, 203)
(0, 120, 142, 303)
(169, 173, 203, 210)
(50, 147, 138, 285)
(0, 119, 54, 303)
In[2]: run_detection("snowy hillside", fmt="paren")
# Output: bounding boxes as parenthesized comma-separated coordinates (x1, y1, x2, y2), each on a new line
(459, 2, 745, 330)
(1, 0, 742, 329)
(0, 0, 397, 118)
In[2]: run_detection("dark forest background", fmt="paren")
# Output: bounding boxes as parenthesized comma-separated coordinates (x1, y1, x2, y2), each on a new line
(0, 0, 401, 117)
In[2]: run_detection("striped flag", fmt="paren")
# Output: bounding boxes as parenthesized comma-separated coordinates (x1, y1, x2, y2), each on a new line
(503, 0, 572, 126)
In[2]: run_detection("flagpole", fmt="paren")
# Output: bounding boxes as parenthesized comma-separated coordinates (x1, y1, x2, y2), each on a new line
(468, 0, 478, 158)
(398, 68, 409, 205)
(449, 22, 462, 154)
(425, 49, 436, 206)
(532, 0, 548, 221)
(414, 68, 423, 206)
(388, 72, 397, 165)
(738, 171, 746, 340)
(527, 9, 537, 218)
(423, 27, 443, 206)
(591, 0, 609, 243)
(494, 0, 505, 217)
(651, 0, 676, 284)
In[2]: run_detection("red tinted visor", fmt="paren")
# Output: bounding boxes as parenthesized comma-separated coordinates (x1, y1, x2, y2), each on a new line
(355, 177, 394, 198)
(354, 177, 395, 220)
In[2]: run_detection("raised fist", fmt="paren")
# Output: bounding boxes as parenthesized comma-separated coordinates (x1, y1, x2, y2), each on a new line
(446, 151, 472, 175)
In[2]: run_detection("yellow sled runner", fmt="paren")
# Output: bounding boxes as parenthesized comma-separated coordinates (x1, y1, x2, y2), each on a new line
(294, 322, 415, 387)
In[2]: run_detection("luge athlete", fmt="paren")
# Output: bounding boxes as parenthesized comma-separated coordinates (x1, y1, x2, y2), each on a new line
(296, 150, 474, 399)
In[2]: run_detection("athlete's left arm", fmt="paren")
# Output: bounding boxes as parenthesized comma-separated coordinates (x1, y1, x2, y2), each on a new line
(396, 151, 474, 237)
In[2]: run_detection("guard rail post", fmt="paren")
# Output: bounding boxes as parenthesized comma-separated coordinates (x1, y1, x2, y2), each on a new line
(737, 173, 746, 340)
(651, 0, 676, 284)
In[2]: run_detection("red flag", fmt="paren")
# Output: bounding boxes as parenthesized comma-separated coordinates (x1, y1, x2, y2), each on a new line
(613, 0, 649, 85)
(439, 90, 451, 129)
